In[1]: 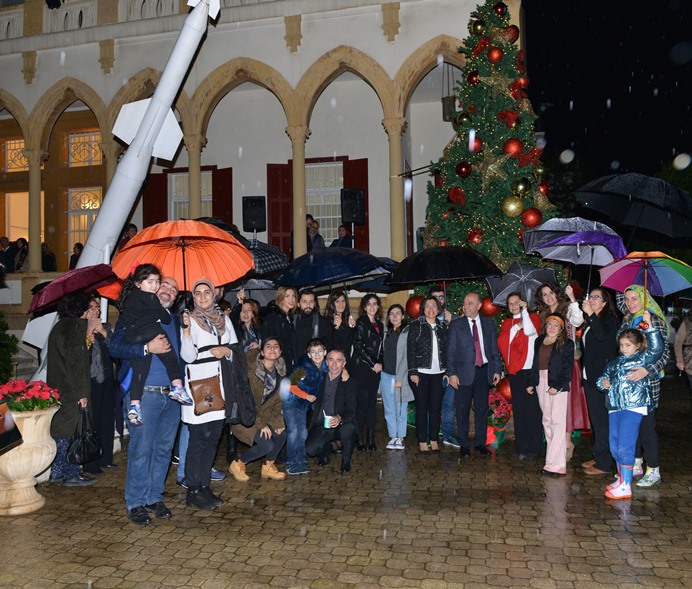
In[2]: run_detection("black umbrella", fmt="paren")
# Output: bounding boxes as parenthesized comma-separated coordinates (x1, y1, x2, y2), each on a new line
(486, 262, 557, 310)
(574, 173, 692, 242)
(386, 246, 501, 287)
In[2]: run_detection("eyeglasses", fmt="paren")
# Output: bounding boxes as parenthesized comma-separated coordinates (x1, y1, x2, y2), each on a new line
(309, 349, 326, 357)
(588, 295, 602, 300)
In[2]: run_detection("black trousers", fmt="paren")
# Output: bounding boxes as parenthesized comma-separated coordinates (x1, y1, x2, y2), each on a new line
(306, 421, 357, 464)
(185, 419, 225, 489)
(241, 429, 287, 465)
(455, 364, 489, 449)
(83, 378, 117, 472)
(508, 369, 544, 456)
(635, 409, 659, 468)
(583, 379, 613, 471)
(411, 372, 444, 444)
(355, 369, 380, 433)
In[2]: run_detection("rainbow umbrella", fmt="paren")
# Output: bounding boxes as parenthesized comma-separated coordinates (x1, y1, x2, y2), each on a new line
(599, 252, 692, 303)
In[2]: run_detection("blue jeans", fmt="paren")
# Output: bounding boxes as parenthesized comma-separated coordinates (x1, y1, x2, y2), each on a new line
(282, 394, 310, 470)
(441, 383, 456, 440)
(609, 409, 643, 466)
(176, 422, 189, 482)
(124, 391, 180, 510)
(381, 372, 408, 438)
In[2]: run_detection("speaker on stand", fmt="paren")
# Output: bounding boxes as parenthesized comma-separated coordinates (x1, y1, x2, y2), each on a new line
(242, 196, 267, 237)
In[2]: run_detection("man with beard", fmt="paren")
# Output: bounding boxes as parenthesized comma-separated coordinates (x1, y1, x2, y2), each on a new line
(294, 290, 333, 354)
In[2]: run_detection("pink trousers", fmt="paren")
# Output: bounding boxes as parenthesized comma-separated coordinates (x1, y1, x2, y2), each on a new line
(537, 370, 568, 474)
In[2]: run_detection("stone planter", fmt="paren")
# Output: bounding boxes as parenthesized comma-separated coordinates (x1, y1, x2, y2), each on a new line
(0, 406, 58, 516)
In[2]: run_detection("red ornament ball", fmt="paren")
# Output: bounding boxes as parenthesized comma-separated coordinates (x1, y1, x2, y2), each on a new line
(503, 138, 523, 158)
(470, 136, 484, 153)
(455, 161, 472, 178)
(493, 2, 508, 17)
(502, 25, 520, 44)
(467, 70, 480, 85)
(538, 181, 551, 196)
(520, 207, 543, 228)
(496, 377, 512, 403)
(480, 295, 501, 318)
(406, 295, 424, 320)
(448, 186, 466, 205)
(488, 46, 504, 64)
(467, 227, 484, 244)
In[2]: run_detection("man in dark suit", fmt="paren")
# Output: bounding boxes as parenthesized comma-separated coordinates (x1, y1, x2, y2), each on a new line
(447, 292, 502, 457)
(305, 348, 358, 472)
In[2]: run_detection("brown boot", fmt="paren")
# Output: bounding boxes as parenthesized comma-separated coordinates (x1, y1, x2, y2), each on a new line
(229, 459, 249, 482)
(261, 460, 286, 481)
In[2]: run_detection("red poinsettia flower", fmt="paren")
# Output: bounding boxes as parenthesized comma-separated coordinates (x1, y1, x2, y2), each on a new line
(0, 380, 60, 412)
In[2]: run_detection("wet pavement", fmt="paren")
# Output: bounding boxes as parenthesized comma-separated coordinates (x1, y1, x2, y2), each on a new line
(2, 375, 691, 589)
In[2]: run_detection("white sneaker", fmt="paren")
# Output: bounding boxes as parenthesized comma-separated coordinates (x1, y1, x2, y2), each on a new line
(605, 482, 632, 499)
(636, 466, 661, 487)
(395, 437, 405, 450)
(386, 437, 398, 450)
(633, 458, 644, 477)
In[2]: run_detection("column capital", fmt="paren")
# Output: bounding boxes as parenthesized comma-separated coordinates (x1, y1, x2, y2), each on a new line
(285, 125, 311, 145)
(98, 139, 122, 162)
(22, 148, 48, 167)
(183, 134, 208, 153)
(381, 117, 408, 138)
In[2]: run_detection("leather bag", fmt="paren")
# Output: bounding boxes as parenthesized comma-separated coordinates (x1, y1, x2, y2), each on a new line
(188, 367, 226, 416)
(67, 406, 103, 465)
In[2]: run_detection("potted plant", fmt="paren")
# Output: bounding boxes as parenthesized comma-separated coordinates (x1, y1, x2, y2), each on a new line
(0, 380, 61, 515)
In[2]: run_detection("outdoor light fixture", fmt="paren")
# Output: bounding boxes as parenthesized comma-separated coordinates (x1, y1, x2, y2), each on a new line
(441, 63, 456, 122)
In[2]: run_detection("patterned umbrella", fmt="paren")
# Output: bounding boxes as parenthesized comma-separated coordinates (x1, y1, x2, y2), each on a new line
(486, 262, 557, 310)
(599, 251, 692, 297)
(247, 238, 288, 275)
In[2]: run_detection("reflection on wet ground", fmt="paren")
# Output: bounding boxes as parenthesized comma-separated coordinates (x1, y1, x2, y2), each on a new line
(2, 376, 691, 588)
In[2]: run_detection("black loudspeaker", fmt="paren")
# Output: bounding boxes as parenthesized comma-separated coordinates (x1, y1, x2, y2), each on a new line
(340, 188, 365, 225)
(242, 196, 266, 232)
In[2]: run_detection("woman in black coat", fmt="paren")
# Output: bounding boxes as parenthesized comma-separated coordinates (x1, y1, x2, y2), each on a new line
(260, 286, 297, 371)
(580, 288, 620, 475)
(351, 293, 384, 451)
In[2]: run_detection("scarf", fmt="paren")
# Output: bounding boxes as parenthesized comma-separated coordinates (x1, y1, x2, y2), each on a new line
(624, 284, 669, 336)
(190, 304, 226, 335)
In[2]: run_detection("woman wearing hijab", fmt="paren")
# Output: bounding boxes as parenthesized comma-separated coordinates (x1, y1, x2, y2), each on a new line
(617, 285, 669, 488)
(180, 278, 238, 510)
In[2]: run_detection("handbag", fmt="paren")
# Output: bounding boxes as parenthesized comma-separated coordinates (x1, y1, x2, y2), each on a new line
(188, 367, 226, 416)
(67, 406, 103, 465)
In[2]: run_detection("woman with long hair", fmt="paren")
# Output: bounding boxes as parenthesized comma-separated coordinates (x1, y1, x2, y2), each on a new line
(231, 288, 262, 352)
(324, 290, 356, 362)
(351, 293, 384, 451)
(527, 314, 574, 476)
(260, 286, 298, 371)
(497, 291, 542, 461)
(580, 287, 620, 476)
(381, 304, 411, 450)
(535, 281, 590, 460)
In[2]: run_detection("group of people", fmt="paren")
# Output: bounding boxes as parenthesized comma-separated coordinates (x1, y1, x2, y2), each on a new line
(291, 214, 353, 259)
(43, 260, 671, 524)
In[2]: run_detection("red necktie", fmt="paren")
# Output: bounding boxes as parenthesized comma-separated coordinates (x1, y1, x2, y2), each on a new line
(473, 319, 483, 367)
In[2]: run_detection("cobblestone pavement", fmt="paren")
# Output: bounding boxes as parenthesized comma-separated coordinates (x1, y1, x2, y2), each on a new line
(2, 376, 691, 589)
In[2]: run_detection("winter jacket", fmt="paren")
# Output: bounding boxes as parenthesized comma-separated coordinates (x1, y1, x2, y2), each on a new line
(407, 316, 448, 375)
(528, 335, 575, 393)
(597, 325, 663, 412)
(351, 316, 384, 370)
(260, 302, 296, 370)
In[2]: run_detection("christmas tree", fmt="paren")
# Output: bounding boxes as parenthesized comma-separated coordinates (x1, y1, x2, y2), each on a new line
(425, 0, 555, 313)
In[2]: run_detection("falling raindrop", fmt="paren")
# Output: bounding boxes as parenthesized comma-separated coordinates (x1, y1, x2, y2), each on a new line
(569, 100, 574, 111)
(238, 146, 243, 158)
(653, 88, 659, 97)
(535, 136, 547, 150)
(419, 143, 425, 155)
(606, 98, 611, 109)
(249, 498, 255, 507)
(610, 160, 620, 170)
(60, 51, 66, 66)
(673, 153, 691, 170)
(379, 469, 383, 479)
(300, 527, 307, 536)
(383, 529, 387, 540)
(468, 128, 476, 152)
(330, 97, 337, 108)
(338, 533, 342, 541)
(437, 54, 444, 66)
(559, 149, 575, 164)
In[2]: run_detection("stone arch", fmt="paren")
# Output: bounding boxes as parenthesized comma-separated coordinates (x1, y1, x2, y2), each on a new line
(0, 90, 30, 139)
(395, 35, 466, 116)
(294, 45, 396, 126)
(191, 58, 295, 138)
(27, 77, 108, 151)
(106, 67, 193, 136)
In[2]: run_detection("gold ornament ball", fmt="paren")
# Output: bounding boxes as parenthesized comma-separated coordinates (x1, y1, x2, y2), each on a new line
(511, 177, 531, 196)
(502, 196, 524, 217)
(469, 19, 485, 35)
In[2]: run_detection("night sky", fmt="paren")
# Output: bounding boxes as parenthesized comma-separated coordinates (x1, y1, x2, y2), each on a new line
(522, 0, 692, 179)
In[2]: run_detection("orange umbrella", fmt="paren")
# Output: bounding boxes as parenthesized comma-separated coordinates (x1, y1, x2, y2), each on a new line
(111, 219, 254, 291)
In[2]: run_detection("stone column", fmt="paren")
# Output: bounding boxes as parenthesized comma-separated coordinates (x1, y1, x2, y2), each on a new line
(382, 117, 407, 261)
(184, 134, 207, 220)
(99, 139, 121, 186)
(24, 149, 47, 272)
(285, 125, 311, 257)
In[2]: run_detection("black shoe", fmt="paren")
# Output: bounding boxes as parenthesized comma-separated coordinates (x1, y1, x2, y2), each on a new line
(356, 435, 366, 452)
(317, 454, 330, 466)
(201, 486, 224, 507)
(475, 446, 491, 456)
(64, 475, 97, 487)
(171, 455, 180, 466)
(127, 506, 152, 525)
(186, 488, 217, 510)
(340, 461, 351, 473)
(145, 501, 172, 519)
(460, 447, 471, 458)
(367, 430, 377, 451)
